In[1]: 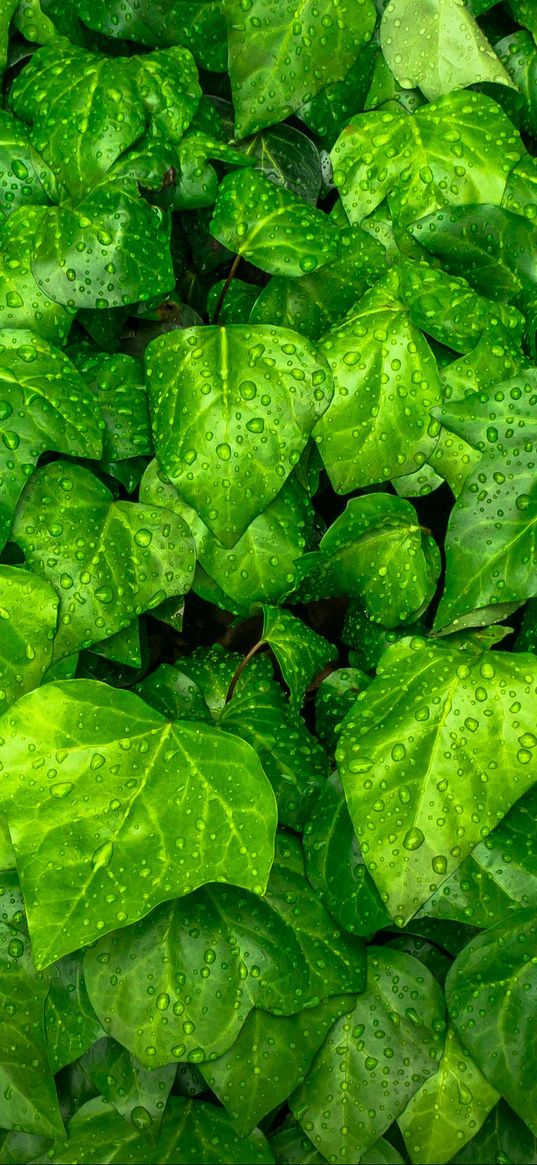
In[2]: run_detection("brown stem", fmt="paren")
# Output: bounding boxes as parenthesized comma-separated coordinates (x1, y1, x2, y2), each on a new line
(225, 640, 267, 704)
(212, 253, 241, 324)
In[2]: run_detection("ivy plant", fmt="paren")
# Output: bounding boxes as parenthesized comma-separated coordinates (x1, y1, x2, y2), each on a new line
(0, 1, 537, 1163)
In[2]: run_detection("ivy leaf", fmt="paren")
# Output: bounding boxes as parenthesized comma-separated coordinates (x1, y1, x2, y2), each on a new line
(336, 635, 537, 924)
(9, 39, 200, 200)
(30, 180, 175, 310)
(225, 0, 376, 138)
(210, 168, 340, 277)
(290, 946, 445, 1164)
(76, 352, 151, 464)
(140, 459, 315, 616)
(450, 1100, 537, 1165)
(237, 122, 323, 204)
(446, 909, 537, 1133)
(0, 678, 277, 967)
(45, 951, 104, 1073)
(79, 1037, 175, 1131)
(0, 922, 64, 1139)
(78, 0, 227, 71)
(258, 604, 337, 713)
(380, 0, 513, 101)
(297, 494, 441, 627)
(0, 329, 103, 549)
(398, 1025, 499, 1164)
(0, 109, 58, 222)
(304, 773, 391, 937)
(397, 258, 525, 355)
(0, 566, 58, 710)
(84, 834, 365, 1067)
(13, 460, 195, 660)
(0, 207, 75, 343)
(331, 91, 523, 228)
(250, 226, 386, 341)
(201, 996, 353, 1136)
(433, 377, 537, 632)
(313, 274, 442, 492)
(417, 786, 537, 928)
(145, 324, 333, 546)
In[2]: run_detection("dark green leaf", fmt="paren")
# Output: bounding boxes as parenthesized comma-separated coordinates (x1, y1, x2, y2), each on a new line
(397, 257, 525, 354)
(446, 909, 537, 1133)
(451, 1100, 537, 1165)
(315, 667, 371, 753)
(145, 324, 333, 546)
(336, 635, 537, 923)
(259, 604, 337, 712)
(78, 0, 227, 71)
(45, 951, 104, 1073)
(0, 109, 58, 222)
(84, 834, 365, 1066)
(236, 123, 323, 204)
(76, 353, 151, 463)
(79, 1037, 175, 1130)
(0, 678, 277, 966)
(0, 566, 58, 709)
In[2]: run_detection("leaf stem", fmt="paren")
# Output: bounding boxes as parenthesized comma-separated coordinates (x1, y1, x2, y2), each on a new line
(212, 254, 241, 324)
(225, 640, 267, 704)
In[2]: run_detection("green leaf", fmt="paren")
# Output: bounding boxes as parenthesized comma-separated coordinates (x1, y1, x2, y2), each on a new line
(0, 109, 58, 222)
(78, 0, 227, 71)
(290, 946, 445, 1164)
(210, 169, 340, 278)
(140, 459, 315, 616)
(451, 1100, 537, 1165)
(202, 996, 353, 1135)
(380, 0, 513, 101)
(45, 951, 104, 1073)
(496, 31, 537, 137)
(84, 834, 365, 1066)
(250, 226, 386, 341)
(331, 91, 524, 227)
(90, 620, 142, 670)
(30, 180, 175, 310)
(0, 921, 64, 1139)
(45, 1095, 274, 1164)
(13, 0, 57, 42)
(207, 278, 259, 325)
(0, 207, 75, 343)
(225, 0, 376, 138)
(315, 667, 371, 753)
(145, 324, 333, 546)
(0, 0, 20, 79)
(76, 353, 151, 464)
(313, 275, 442, 492)
(79, 1037, 175, 1130)
(336, 635, 537, 923)
(10, 39, 200, 200)
(508, 0, 537, 40)
(0, 678, 277, 966)
(236, 123, 323, 204)
(297, 42, 378, 146)
(417, 785, 537, 928)
(0, 329, 103, 549)
(433, 376, 537, 631)
(446, 909, 537, 1133)
(304, 773, 391, 937)
(0, 566, 58, 709)
(297, 494, 441, 627)
(398, 1026, 499, 1164)
(258, 604, 337, 712)
(13, 460, 195, 660)
(269, 1118, 327, 1163)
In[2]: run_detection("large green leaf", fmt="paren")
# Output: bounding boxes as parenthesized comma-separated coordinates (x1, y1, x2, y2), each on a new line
(43, 1095, 274, 1164)
(290, 946, 445, 1163)
(225, 0, 376, 138)
(13, 460, 195, 660)
(304, 773, 391, 937)
(78, 0, 227, 71)
(417, 785, 537, 928)
(210, 169, 340, 277)
(446, 909, 537, 1133)
(250, 226, 386, 341)
(398, 1026, 499, 1164)
(0, 329, 102, 549)
(313, 275, 442, 492)
(140, 460, 314, 616)
(9, 38, 200, 200)
(84, 834, 365, 1066)
(432, 378, 537, 631)
(145, 324, 333, 546)
(202, 996, 353, 1135)
(30, 180, 175, 310)
(0, 921, 64, 1138)
(0, 566, 58, 710)
(331, 91, 523, 227)
(380, 0, 513, 100)
(297, 494, 440, 627)
(336, 634, 537, 923)
(0, 678, 277, 966)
